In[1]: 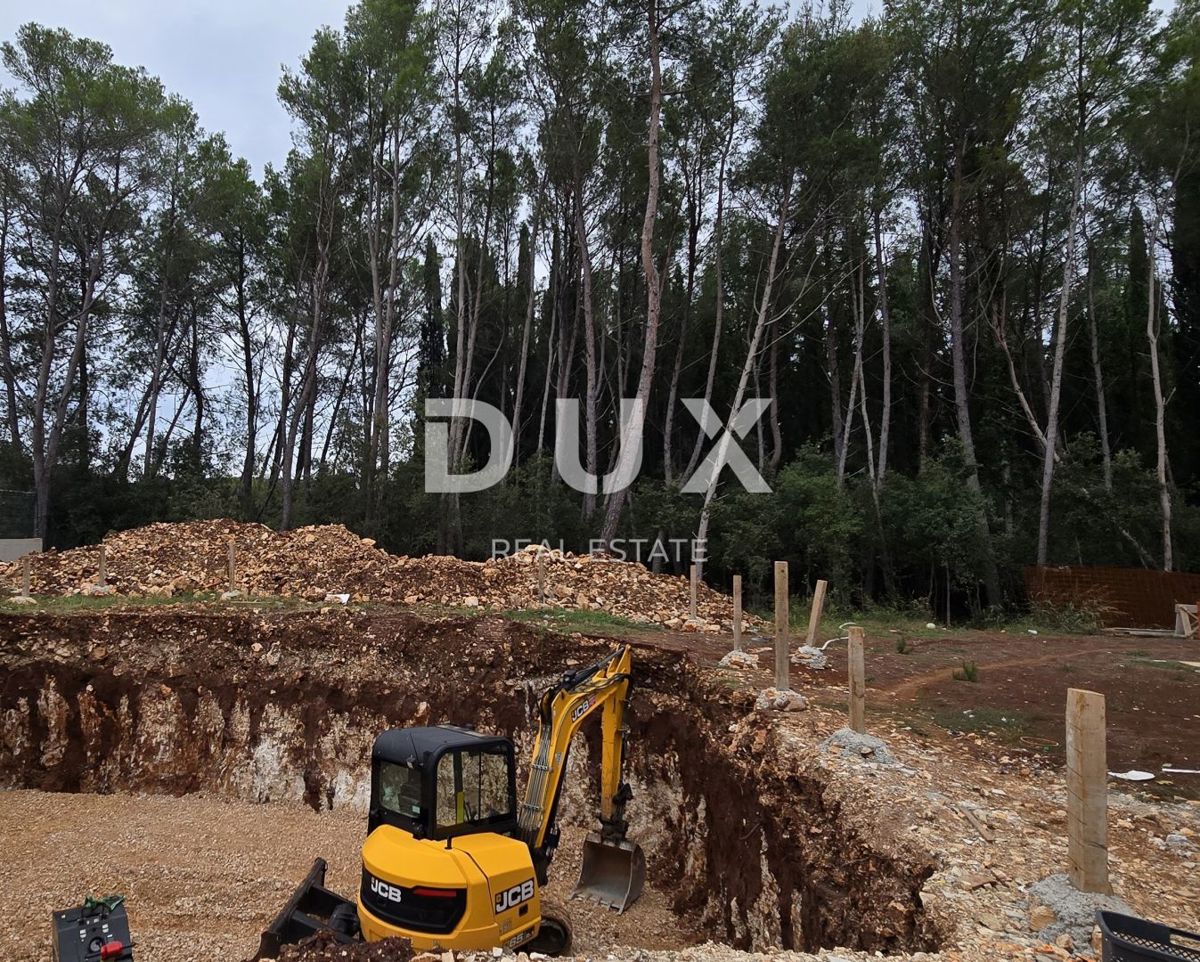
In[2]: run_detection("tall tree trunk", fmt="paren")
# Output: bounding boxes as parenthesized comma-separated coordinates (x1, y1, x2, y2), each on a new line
(574, 188, 599, 516)
(600, 0, 665, 544)
(512, 196, 542, 464)
(0, 197, 22, 449)
(1085, 241, 1112, 491)
(1146, 223, 1173, 570)
(1036, 159, 1082, 565)
(282, 253, 329, 530)
(827, 286, 844, 472)
(916, 222, 936, 470)
(685, 115, 734, 481)
(236, 231, 257, 511)
(664, 174, 700, 485)
(947, 160, 1002, 606)
(537, 227, 561, 456)
(768, 298, 782, 472)
(873, 208, 892, 486)
(695, 176, 792, 578)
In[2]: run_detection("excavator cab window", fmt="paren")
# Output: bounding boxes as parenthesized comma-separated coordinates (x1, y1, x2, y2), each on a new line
(434, 745, 514, 834)
(368, 727, 518, 841)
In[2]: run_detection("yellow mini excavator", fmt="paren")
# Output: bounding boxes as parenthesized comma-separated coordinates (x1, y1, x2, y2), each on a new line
(253, 646, 644, 959)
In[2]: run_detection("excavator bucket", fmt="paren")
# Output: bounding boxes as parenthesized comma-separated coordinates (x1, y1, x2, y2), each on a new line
(573, 833, 645, 913)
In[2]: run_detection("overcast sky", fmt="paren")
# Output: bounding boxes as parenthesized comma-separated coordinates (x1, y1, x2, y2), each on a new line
(0, 0, 1176, 179)
(0, 0, 350, 177)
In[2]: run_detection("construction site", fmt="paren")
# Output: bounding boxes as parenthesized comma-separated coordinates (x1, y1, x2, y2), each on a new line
(0, 521, 1196, 962)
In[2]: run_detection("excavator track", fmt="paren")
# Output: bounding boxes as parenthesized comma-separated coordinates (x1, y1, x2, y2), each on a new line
(526, 898, 573, 956)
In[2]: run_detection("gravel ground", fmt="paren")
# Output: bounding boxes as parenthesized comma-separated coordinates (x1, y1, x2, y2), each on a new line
(0, 789, 694, 962)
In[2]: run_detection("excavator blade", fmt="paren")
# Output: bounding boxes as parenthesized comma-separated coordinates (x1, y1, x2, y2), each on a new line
(572, 833, 645, 913)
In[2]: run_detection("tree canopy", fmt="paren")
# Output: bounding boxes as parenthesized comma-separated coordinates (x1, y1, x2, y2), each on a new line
(1, 0, 1198, 613)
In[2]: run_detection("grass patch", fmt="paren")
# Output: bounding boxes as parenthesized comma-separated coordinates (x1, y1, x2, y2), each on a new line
(500, 607, 652, 636)
(952, 660, 980, 682)
(932, 706, 1032, 738)
(0, 592, 216, 613)
(746, 597, 1103, 642)
(0, 592, 319, 614)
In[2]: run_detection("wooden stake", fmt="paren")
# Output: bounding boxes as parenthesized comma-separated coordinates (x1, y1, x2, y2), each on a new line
(848, 626, 866, 733)
(805, 579, 828, 646)
(227, 541, 237, 591)
(1066, 688, 1110, 893)
(97, 546, 107, 587)
(537, 552, 546, 604)
(689, 564, 698, 619)
(774, 562, 789, 689)
(732, 575, 743, 651)
(20, 556, 31, 599)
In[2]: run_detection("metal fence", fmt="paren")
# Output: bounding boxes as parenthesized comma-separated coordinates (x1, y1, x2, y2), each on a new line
(1025, 564, 1200, 629)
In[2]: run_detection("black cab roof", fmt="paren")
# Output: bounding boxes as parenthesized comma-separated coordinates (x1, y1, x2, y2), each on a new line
(371, 725, 511, 768)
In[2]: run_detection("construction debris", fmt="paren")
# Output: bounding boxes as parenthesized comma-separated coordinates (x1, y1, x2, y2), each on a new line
(277, 932, 414, 961)
(792, 645, 829, 670)
(718, 650, 758, 669)
(819, 728, 895, 765)
(0, 521, 750, 629)
(1024, 875, 1131, 950)
(754, 688, 808, 712)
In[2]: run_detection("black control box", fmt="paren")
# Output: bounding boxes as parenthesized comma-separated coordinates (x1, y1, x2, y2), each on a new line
(51, 900, 134, 962)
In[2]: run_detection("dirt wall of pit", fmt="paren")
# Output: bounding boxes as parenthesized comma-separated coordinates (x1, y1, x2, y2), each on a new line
(0, 610, 940, 954)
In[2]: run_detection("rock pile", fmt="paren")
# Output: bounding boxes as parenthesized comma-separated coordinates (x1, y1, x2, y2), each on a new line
(1, 521, 409, 600)
(0, 521, 746, 630)
(277, 932, 413, 961)
(480, 545, 740, 629)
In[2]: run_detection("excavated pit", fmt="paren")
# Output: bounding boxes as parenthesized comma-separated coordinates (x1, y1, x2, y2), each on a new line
(0, 610, 941, 955)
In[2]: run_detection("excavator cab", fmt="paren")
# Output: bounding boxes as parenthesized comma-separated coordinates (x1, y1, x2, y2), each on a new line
(367, 726, 518, 841)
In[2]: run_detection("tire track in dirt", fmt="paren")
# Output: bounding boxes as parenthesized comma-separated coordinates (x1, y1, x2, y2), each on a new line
(880, 646, 1118, 702)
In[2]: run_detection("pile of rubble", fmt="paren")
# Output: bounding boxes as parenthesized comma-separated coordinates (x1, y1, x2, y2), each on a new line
(0, 521, 744, 630)
(481, 545, 741, 629)
(0, 521, 410, 601)
(278, 932, 414, 962)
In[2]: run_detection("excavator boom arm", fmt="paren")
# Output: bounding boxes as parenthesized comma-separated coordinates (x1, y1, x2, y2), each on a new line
(516, 645, 639, 896)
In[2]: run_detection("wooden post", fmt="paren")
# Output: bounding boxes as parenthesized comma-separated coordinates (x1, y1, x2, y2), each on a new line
(97, 546, 107, 587)
(20, 556, 31, 599)
(805, 579, 828, 646)
(227, 541, 237, 592)
(1066, 688, 1110, 893)
(848, 626, 866, 733)
(732, 575, 743, 651)
(689, 564, 698, 619)
(774, 562, 789, 689)
(537, 552, 546, 604)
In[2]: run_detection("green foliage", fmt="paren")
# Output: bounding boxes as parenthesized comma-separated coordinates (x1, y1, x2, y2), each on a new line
(953, 660, 980, 683)
(1026, 602, 1104, 635)
(881, 446, 992, 585)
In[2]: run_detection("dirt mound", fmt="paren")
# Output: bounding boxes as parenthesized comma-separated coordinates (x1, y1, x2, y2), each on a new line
(0, 521, 744, 629)
(0, 520, 405, 601)
(277, 932, 412, 962)
(476, 546, 740, 628)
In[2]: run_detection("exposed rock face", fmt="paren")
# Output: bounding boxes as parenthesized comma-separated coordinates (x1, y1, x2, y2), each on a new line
(0, 609, 939, 955)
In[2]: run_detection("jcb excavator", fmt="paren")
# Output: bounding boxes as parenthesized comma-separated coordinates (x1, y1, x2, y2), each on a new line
(253, 646, 644, 959)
